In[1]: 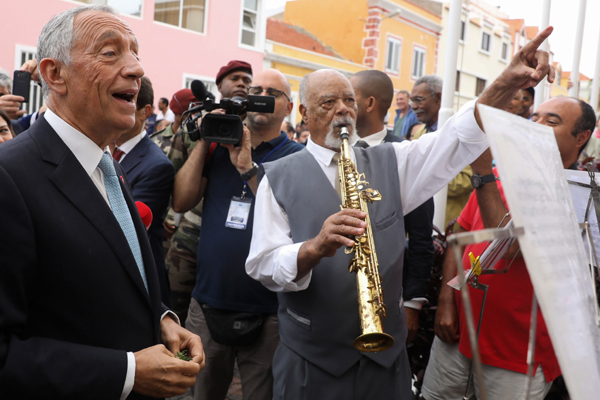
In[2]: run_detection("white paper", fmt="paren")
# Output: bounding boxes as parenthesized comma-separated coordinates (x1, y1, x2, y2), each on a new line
(566, 170, 600, 266)
(478, 104, 600, 400)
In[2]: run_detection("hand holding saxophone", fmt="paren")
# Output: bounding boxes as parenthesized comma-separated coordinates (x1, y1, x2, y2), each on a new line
(311, 209, 367, 257)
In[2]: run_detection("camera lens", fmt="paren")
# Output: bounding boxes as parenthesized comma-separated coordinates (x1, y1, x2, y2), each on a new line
(218, 123, 232, 137)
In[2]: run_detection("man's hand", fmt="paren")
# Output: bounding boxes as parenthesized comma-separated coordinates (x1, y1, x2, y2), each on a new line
(222, 126, 253, 174)
(20, 59, 40, 83)
(476, 26, 554, 127)
(308, 209, 366, 258)
(405, 307, 420, 343)
(133, 345, 200, 398)
(163, 220, 177, 239)
(296, 209, 367, 281)
(0, 94, 26, 120)
(496, 26, 555, 89)
(161, 315, 205, 367)
(435, 297, 460, 344)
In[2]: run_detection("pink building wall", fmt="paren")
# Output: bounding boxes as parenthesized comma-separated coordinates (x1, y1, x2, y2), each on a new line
(0, 0, 265, 106)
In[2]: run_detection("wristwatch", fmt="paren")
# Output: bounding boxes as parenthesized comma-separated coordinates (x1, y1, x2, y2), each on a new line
(471, 173, 496, 189)
(240, 162, 259, 181)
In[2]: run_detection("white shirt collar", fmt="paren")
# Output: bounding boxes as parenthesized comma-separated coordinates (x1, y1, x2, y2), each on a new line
(359, 127, 387, 147)
(45, 109, 108, 177)
(306, 136, 338, 167)
(118, 129, 146, 155)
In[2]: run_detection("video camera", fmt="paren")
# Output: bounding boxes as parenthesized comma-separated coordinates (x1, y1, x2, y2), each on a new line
(182, 80, 275, 145)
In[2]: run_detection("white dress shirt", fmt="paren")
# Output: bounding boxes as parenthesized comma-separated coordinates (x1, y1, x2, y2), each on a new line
(357, 126, 387, 147)
(117, 130, 146, 162)
(45, 110, 136, 400)
(157, 108, 175, 123)
(246, 100, 488, 293)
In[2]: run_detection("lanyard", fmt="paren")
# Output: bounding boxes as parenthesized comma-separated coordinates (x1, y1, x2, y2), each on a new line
(241, 137, 289, 199)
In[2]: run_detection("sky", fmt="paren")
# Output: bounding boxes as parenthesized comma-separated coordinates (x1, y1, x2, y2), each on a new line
(264, 0, 600, 79)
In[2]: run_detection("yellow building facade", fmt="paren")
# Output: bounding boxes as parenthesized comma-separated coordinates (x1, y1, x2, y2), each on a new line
(265, 0, 442, 124)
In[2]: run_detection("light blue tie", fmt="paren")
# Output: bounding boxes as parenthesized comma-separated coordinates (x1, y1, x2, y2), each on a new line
(98, 152, 148, 292)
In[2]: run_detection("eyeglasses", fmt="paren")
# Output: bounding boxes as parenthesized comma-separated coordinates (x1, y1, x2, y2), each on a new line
(248, 86, 291, 102)
(410, 93, 435, 105)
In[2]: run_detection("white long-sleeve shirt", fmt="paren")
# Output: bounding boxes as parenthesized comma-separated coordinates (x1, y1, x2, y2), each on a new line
(246, 100, 488, 293)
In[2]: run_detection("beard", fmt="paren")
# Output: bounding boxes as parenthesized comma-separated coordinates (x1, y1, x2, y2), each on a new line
(323, 116, 358, 149)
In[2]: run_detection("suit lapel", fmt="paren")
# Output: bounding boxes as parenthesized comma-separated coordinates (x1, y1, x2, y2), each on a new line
(120, 135, 150, 174)
(32, 118, 153, 305)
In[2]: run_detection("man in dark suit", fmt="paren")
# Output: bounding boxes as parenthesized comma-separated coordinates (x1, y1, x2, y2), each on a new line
(115, 76, 175, 306)
(0, 5, 203, 399)
(350, 70, 435, 343)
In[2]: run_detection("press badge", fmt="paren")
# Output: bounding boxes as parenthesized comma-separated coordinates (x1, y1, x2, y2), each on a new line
(225, 197, 253, 230)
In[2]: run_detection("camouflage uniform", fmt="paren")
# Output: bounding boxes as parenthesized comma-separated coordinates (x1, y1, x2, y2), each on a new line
(164, 131, 203, 323)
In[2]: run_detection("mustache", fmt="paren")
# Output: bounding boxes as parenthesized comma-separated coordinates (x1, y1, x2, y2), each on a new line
(330, 116, 355, 129)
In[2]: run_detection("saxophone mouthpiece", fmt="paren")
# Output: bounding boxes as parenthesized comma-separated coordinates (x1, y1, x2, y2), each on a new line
(339, 125, 350, 140)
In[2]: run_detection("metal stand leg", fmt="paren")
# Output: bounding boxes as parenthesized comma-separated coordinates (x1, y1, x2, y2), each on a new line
(584, 222, 600, 326)
(453, 245, 487, 400)
(463, 279, 488, 399)
(523, 294, 538, 400)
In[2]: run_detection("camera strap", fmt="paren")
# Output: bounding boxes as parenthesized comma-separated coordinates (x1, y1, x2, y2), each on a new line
(227, 137, 289, 230)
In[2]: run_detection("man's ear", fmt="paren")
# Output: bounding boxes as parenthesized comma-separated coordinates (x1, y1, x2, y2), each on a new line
(299, 103, 307, 123)
(365, 96, 376, 114)
(141, 104, 152, 120)
(435, 91, 442, 104)
(285, 100, 294, 116)
(577, 129, 592, 151)
(39, 58, 67, 95)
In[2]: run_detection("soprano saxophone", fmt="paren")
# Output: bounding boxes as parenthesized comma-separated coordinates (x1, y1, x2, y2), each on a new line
(337, 126, 394, 352)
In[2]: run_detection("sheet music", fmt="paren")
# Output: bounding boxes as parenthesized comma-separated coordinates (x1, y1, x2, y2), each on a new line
(478, 104, 600, 399)
(566, 170, 600, 266)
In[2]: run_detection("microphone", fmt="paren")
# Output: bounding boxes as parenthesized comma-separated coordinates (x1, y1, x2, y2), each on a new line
(191, 80, 214, 102)
(135, 201, 153, 231)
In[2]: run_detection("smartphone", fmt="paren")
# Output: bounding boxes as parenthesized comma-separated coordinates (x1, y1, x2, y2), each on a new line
(12, 70, 30, 103)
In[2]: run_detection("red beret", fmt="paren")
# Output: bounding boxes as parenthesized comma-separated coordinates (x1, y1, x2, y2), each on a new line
(170, 88, 196, 115)
(216, 60, 253, 85)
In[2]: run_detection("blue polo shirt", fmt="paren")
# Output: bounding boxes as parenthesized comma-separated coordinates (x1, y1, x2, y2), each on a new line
(193, 133, 304, 313)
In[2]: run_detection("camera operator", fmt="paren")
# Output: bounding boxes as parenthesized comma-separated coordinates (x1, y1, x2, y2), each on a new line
(162, 62, 252, 326)
(172, 68, 304, 400)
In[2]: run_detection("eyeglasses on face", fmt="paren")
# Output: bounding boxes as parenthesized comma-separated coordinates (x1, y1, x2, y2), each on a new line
(248, 86, 291, 102)
(410, 93, 435, 105)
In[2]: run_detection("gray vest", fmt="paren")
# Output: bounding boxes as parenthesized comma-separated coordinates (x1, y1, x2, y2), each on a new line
(261, 145, 407, 377)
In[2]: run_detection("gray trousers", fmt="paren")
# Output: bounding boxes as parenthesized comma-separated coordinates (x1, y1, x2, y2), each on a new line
(272, 342, 412, 400)
(186, 298, 280, 400)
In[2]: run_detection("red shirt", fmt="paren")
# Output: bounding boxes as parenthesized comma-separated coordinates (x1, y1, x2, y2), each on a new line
(455, 170, 560, 382)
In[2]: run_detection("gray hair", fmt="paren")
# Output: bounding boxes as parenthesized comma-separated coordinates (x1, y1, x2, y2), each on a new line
(413, 75, 443, 95)
(299, 73, 311, 107)
(37, 4, 119, 97)
(299, 69, 348, 108)
(0, 69, 12, 91)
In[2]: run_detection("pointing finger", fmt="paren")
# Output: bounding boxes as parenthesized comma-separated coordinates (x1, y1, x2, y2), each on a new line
(521, 26, 553, 54)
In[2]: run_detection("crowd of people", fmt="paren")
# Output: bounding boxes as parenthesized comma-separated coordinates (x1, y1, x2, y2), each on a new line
(0, 4, 597, 400)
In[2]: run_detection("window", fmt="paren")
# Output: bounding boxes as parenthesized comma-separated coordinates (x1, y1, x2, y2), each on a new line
(460, 20, 466, 42)
(481, 31, 491, 52)
(411, 47, 426, 80)
(501, 42, 508, 61)
(16, 47, 44, 115)
(455, 71, 461, 92)
(241, 0, 260, 46)
(385, 37, 402, 74)
(75, 0, 143, 17)
(475, 78, 486, 96)
(183, 75, 218, 99)
(154, 0, 206, 33)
